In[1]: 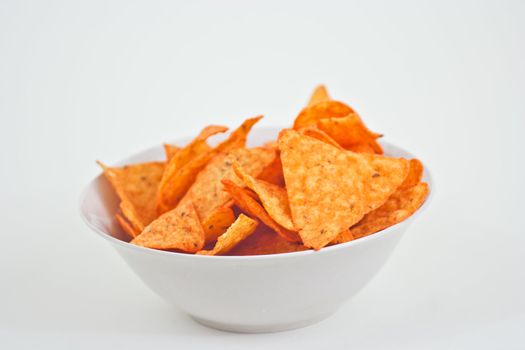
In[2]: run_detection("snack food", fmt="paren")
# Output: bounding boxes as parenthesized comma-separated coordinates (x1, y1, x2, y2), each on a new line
(98, 86, 429, 255)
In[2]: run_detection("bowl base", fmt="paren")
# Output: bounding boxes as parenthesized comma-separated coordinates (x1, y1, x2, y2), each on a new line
(190, 310, 337, 333)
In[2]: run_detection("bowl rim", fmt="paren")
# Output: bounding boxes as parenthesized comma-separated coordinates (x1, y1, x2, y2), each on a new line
(79, 127, 434, 261)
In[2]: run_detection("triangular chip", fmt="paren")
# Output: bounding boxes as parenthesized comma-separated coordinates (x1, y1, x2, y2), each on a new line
(297, 126, 343, 150)
(179, 146, 276, 242)
(317, 114, 383, 154)
(98, 161, 165, 232)
(278, 129, 409, 249)
(332, 157, 425, 244)
(307, 85, 331, 107)
(131, 201, 205, 252)
(157, 125, 228, 214)
(256, 153, 285, 186)
(157, 117, 262, 214)
(329, 229, 355, 245)
(200, 201, 236, 244)
(399, 159, 424, 189)
(222, 179, 300, 242)
(163, 144, 182, 162)
(197, 214, 258, 255)
(228, 226, 308, 256)
(293, 100, 354, 129)
(115, 212, 140, 238)
(349, 182, 429, 239)
(233, 163, 295, 231)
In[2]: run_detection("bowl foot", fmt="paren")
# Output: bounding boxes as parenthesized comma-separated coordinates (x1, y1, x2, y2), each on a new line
(191, 310, 337, 333)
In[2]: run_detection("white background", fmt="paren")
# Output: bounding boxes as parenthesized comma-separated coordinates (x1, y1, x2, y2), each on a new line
(1, 0, 524, 349)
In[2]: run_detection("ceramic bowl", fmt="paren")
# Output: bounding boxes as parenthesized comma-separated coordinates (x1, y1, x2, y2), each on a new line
(79, 127, 432, 333)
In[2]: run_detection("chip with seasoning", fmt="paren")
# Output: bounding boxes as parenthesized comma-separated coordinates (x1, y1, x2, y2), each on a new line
(131, 201, 205, 253)
(197, 214, 258, 255)
(98, 85, 429, 255)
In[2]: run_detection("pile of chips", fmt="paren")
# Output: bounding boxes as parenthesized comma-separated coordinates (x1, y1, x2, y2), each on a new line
(98, 86, 429, 255)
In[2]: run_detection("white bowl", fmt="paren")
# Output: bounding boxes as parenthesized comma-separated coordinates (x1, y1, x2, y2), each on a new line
(79, 127, 433, 333)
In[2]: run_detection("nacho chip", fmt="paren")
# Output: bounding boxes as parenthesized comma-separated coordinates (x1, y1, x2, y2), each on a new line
(298, 126, 343, 150)
(293, 100, 354, 129)
(179, 147, 276, 241)
(163, 144, 182, 161)
(201, 201, 236, 243)
(131, 201, 205, 252)
(361, 153, 410, 212)
(228, 226, 308, 256)
(400, 159, 424, 189)
(115, 212, 140, 238)
(157, 125, 228, 214)
(307, 85, 331, 107)
(215, 115, 263, 153)
(222, 179, 300, 242)
(256, 153, 285, 186)
(157, 117, 262, 214)
(197, 214, 258, 255)
(349, 182, 429, 239)
(278, 129, 408, 249)
(317, 114, 383, 154)
(330, 229, 355, 245)
(98, 161, 165, 232)
(233, 163, 295, 231)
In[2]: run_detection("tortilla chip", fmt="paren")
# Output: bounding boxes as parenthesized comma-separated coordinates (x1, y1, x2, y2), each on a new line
(293, 100, 354, 129)
(157, 117, 262, 214)
(233, 163, 295, 231)
(307, 85, 331, 107)
(278, 129, 409, 249)
(228, 226, 309, 256)
(131, 201, 205, 252)
(157, 125, 228, 214)
(215, 115, 263, 153)
(197, 214, 258, 255)
(98, 161, 165, 232)
(201, 201, 236, 243)
(349, 182, 429, 239)
(163, 144, 182, 161)
(179, 147, 276, 241)
(115, 212, 140, 238)
(400, 159, 424, 189)
(222, 179, 300, 242)
(256, 153, 285, 186)
(317, 114, 383, 154)
(298, 126, 343, 150)
(330, 229, 355, 245)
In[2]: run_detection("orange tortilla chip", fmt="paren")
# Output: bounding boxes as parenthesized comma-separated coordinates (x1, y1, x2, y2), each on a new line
(349, 182, 429, 239)
(98, 161, 165, 232)
(201, 201, 236, 244)
(293, 100, 354, 129)
(298, 126, 343, 150)
(400, 159, 424, 189)
(157, 125, 228, 214)
(157, 117, 262, 214)
(115, 212, 140, 238)
(233, 163, 295, 231)
(228, 226, 308, 256)
(317, 114, 383, 154)
(330, 229, 355, 245)
(179, 147, 276, 241)
(131, 201, 205, 252)
(163, 144, 182, 161)
(307, 85, 331, 107)
(197, 214, 258, 255)
(256, 153, 285, 186)
(222, 179, 300, 242)
(278, 129, 409, 250)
